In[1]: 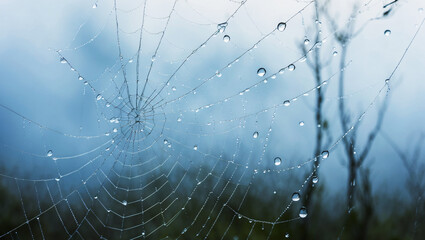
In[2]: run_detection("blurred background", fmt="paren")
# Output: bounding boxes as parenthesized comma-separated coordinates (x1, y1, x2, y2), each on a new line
(0, 0, 424, 239)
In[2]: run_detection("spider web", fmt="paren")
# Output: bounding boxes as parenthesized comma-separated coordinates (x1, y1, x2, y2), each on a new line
(0, 0, 424, 239)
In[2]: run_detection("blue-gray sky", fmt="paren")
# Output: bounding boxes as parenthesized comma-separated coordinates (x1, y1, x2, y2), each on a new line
(1, 0, 425, 206)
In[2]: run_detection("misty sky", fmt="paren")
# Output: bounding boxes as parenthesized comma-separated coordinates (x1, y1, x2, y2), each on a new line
(1, 0, 425, 205)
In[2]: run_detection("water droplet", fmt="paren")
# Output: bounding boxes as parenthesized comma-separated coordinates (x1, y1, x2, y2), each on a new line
(288, 64, 295, 71)
(312, 176, 318, 184)
(113, 128, 118, 133)
(60, 57, 67, 64)
(46, 150, 53, 157)
(384, 29, 391, 36)
(92, 3, 97, 8)
(151, 55, 156, 61)
(274, 157, 282, 166)
(122, 200, 127, 206)
(217, 22, 228, 32)
(109, 117, 119, 123)
(292, 192, 300, 201)
(253, 131, 259, 138)
(283, 100, 290, 106)
(257, 68, 266, 77)
(181, 228, 187, 234)
(304, 39, 310, 45)
(277, 22, 287, 31)
(78, 76, 84, 81)
(321, 150, 329, 159)
(164, 139, 168, 144)
(299, 121, 305, 126)
(316, 41, 323, 48)
(193, 145, 198, 150)
(55, 177, 60, 182)
(333, 51, 338, 56)
(299, 207, 308, 218)
(285, 233, 290, 238)
(172, 86, 176, 91)
(223, 35, 230, 43)
(177, 117, 182, 122)
(216, 71, 222, 77)
(96, 94, 102, 101)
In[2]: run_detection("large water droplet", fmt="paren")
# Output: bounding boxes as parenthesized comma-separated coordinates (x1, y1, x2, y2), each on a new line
(253, 131, 259, 138)
(257, 68, 266, 77)
(312, 176, 319, 184)
(164, 139, 169, 144)
(384, 29, 391, 36)
(304, 39, 310, 45)
(299, 207, 308, 218)
(274, 157, 282, 166)
(47, 150, 53, 157)
(292, 192, 300, 201)
(277, 22, 287, 31)
(223, 35, 230, 43)
(283, 100, 290, 106)
(288, 64, 295, 71)
(299, 121, 305, 126)
(122, 200, 127, 206)
(96, 94, 102, 101)
(78, 76, 84, 81)
(193, 145, 198, 150)
(321, 150, 329, 159)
